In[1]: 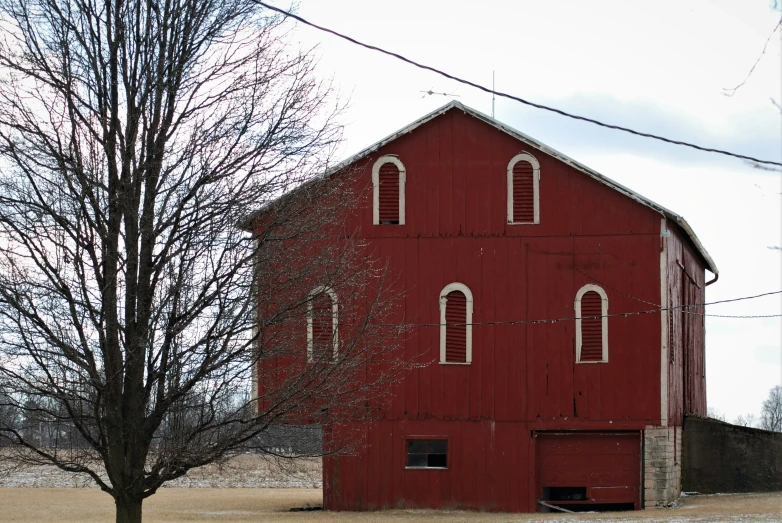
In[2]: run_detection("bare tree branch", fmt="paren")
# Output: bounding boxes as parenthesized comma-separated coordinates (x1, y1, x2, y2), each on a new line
(722, 18, 782, 97)
(0, 1, 405, 521)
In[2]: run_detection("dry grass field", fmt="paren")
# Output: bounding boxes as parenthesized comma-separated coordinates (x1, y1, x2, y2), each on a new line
(0, 489, 780, 522)
(0, 456, 779, 522)
(0, 454, 322, 489)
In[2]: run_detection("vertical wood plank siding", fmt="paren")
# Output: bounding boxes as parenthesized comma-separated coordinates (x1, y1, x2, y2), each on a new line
(255, 107, 710, 512)
(666, 224, 707, 426)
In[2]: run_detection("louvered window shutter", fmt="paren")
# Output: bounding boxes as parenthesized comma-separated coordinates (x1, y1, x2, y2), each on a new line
(445, 291, 467, 363)
(378, 162, 400, 224)
(311, 294, 333, 361)
(580, 291, 603, 362)
(512, 161, 535, 223)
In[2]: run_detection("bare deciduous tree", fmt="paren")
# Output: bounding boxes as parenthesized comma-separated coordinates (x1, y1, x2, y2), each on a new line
(707, 406, 727, 422)
(0, 0, 402, 521)
(760, 385, 782, 432)
(733, 413, 759, 428)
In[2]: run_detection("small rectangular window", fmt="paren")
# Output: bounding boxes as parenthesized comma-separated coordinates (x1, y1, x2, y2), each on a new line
(406, 439, 447, 469)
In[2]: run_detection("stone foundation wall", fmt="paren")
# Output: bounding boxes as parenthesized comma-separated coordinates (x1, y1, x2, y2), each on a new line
(644, 425, 682, 508)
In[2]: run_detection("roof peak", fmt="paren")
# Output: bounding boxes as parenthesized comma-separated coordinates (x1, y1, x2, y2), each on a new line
(329, 101, 716, 275)
(244, 102, 717, 275)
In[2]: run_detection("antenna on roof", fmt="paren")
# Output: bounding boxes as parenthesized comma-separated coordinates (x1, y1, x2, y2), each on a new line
(421, 88, 460, 99)
(492, 70, 496, 118)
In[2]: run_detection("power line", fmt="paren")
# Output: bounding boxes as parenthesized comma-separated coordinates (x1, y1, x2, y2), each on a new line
(357, 290, 782, 327)
(257, 2, 782, 168)
(575, 268, 782, 319)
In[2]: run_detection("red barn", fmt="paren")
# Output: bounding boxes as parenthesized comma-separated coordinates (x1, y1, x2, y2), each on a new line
(253, 102, 717, 512)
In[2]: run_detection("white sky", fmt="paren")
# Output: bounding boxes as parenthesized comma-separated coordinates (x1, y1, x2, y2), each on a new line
(270, 0, 782, 422)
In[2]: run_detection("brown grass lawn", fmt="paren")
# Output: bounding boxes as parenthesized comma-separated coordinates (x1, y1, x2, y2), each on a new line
(0, 489, 780, 522)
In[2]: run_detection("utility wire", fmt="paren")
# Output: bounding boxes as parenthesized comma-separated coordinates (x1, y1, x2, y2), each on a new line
(356, 290, 782, 327)
(571, 272, 780, 319)
(257, 2, 782, 168)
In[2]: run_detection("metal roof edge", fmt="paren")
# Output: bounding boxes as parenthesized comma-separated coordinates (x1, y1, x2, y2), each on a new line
(673, 216, 719, 276)
(241, 101, 718, 275)
(237, 101, 463, 231)
(320, 100, 465, 177)
(454, 104, 718, 276)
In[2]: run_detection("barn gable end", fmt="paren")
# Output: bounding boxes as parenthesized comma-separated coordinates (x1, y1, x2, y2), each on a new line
(251, 102, 716, 513)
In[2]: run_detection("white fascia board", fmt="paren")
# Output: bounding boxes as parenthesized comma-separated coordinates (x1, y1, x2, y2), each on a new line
(240, 101, 718, 277)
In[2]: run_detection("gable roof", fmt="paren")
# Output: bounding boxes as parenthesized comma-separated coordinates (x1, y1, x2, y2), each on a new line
(244, 101, 718, 275)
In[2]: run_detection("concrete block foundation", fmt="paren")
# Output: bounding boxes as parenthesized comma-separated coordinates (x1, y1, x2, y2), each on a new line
(644, 425, 682, 508)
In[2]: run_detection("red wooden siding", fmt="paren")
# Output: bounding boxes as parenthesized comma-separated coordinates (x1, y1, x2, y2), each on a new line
(666, 222, 707, 425)
(328, 109, 673, 426)
(536, 432, 641, 509)
(512, 160, 534, 223)
(378, 162, 400, 224)
(580, 291, 603, 362)
(445, 290, 467, 363)
(256, 106, 711, 513)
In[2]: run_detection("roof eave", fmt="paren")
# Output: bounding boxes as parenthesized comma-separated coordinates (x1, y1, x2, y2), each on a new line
(240, 100, 718, 275)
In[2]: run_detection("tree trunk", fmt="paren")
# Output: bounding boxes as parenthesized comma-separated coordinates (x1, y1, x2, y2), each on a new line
(115, 497, 143, 523)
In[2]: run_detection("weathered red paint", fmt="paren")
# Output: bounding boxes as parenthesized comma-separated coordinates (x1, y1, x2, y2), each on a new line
(255, 106, 712, 512)
(666, 225, 708, 426)
(536, 432, 641, 509)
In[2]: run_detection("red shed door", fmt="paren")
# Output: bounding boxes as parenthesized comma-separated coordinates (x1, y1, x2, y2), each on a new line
(536, 432, 640, 511)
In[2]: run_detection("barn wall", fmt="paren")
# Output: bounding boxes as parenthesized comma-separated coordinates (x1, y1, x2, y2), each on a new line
(256, 107, 715, 512)
(325, 420, 652, 512)
(344, 110, 665, 426)
(666, 223, 708, 426)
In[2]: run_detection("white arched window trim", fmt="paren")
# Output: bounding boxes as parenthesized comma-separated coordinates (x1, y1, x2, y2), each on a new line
(438, 282, 474, 365)
(372, 155, 406, 225)
(307, 286, 339, 363)
(574, 284, 609, 364)
(506, 152, 540, 225)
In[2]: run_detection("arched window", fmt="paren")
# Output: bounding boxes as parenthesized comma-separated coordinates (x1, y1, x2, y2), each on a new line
(507, 153, 540, 225)
(575, 284, 608, 363)
(307, 286, 338, 363)
(439, 283, 473, 364)
(372, 155, 406, 225)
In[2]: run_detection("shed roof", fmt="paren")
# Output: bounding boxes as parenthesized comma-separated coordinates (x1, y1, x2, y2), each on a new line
(244, 101, 717, 275)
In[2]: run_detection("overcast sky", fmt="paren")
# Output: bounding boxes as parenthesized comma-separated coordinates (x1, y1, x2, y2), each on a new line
(268, 0, 782, 422)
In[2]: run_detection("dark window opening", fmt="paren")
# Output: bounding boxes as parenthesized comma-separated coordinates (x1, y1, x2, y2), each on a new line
(406, 439, 447, 469)
(542, 486, 587, 501)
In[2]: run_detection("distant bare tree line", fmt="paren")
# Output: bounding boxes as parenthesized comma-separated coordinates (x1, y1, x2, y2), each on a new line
(709, 385, 782, 432)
